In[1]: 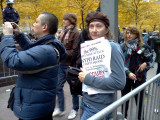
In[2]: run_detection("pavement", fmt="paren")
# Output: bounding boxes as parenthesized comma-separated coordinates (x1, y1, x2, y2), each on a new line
(0, 81, 81, 120)
(0, 63, 157, 120)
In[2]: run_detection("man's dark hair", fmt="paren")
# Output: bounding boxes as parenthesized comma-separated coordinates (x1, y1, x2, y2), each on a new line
(40, 12, 58, 34)
(143, 29, 146, 33)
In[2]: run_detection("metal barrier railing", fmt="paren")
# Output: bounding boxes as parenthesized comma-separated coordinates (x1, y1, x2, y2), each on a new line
(2, 63, 17, 77)
(0, 61, 18, 86)
(88, 73, 160, 120)
(0, 75, 18, 80)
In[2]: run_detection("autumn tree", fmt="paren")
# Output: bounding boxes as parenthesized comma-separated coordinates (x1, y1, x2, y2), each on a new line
(0, 0, 4, 25)
(2, 0, 160, 32)
(143, 1, 160, 31)
(119, 0, 160, 31)
(0, 0, 4, 11)
(120, 0, 146, 26)
(66, 0, 100, 30)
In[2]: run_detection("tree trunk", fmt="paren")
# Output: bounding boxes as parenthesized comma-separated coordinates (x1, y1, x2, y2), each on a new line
(1, 0, 4, 24)
(0, 0, 3, 11)
(81, 9, 84, 30)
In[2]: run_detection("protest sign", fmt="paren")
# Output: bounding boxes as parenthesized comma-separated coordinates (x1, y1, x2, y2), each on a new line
(81, 37, 114, 94)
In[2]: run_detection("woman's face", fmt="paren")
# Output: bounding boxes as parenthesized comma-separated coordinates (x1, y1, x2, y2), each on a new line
(126, 30, 137, 41)
(89, 21, 108, 40)
(63, 19, 71, 28)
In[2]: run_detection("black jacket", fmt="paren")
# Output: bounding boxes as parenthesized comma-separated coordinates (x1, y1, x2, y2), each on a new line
(3, 6, 20, 24)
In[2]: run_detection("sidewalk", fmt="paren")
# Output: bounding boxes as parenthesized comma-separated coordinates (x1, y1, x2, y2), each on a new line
(0, 63, 157, 120)
(0, 83, 81, 120)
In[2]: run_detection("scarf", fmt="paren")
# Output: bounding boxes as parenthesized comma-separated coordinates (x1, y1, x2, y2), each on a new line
(126, 39, 138, 55)
(58, 25, 74, 45)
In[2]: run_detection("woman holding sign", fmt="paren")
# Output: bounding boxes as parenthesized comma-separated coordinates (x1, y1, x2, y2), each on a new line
(78, 12, 126, 120)
(120, 26, 152, 120)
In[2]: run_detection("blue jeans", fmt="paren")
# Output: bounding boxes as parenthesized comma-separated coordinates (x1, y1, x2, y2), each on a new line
(19, 112, 53, 120)
(57, 65, 79, 111)
(81, 102, 112, 120)
(72, 94, 79, 111)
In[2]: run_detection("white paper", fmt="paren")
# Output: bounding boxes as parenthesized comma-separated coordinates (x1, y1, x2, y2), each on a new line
(81, 37, 113, 95)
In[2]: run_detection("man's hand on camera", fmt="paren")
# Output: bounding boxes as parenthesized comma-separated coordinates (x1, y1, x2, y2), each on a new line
(11, 22, 21, 35)
(3, 22, 13, 35)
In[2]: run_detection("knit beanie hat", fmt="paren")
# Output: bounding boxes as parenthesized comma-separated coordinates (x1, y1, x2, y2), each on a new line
(63, 12, 77, 26)
(86, 12, 110, 27)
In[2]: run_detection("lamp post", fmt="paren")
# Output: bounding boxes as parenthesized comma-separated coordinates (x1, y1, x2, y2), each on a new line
(101, 0, 118, 42)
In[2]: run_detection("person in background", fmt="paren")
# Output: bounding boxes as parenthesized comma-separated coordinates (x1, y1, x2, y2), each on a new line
(153, 31, 160, 113)
(120, 26, 153, 120)
(52, 12, 80, 120)
(3, 0, 20, 24)
(71, 11, 96, 69)
(118, 27, 128, 44)
(27, 33, 35, 42)
(28, 33, 34, 39)
(154, 32, 160, 86)
(147, 31, 157, 68)
(142, 29, 149, 44)
(0, 12, 67, 120)
(78, 12, 126, 120)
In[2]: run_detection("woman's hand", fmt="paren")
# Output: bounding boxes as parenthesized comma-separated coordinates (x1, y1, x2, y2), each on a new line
(78, 68, 88, 83)
(137, 62, 147, 72)
(128, 72, 137, 80)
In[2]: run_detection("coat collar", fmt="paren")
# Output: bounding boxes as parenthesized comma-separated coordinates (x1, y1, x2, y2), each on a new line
(30, 34, 56, 47)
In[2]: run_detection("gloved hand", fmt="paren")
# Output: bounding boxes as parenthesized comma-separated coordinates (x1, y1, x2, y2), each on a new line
(3, 22, 13, 35)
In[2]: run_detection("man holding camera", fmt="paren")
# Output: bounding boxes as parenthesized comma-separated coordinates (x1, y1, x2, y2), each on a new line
(0, 12, 67, 120)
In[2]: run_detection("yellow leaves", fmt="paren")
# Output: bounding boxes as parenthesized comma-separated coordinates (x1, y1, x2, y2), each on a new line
(0, 0, 100, 31)
(1, 0, 160, 32)
(119, 0, 160, 31)
(67, 0, 99, 29)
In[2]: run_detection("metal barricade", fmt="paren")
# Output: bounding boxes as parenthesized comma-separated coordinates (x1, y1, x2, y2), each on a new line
(88, 73, 160, 120)
(0, 61, 18, 86)
(1, 63, 17, 76)
(0, 75, 18, 80)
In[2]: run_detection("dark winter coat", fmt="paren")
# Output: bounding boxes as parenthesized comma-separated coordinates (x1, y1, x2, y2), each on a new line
(0, 33, 67, 119)
(3, 6, 20, 24)
(121, 43, 152, 82)
(154, 36, 160, 63)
